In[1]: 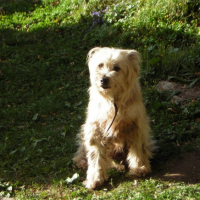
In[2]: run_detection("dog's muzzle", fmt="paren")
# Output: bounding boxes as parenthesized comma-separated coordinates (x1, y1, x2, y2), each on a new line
(100, 76, 110, 89)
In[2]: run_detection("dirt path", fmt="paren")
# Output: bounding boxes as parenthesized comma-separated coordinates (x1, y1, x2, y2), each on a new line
(153, 151, 200, 184)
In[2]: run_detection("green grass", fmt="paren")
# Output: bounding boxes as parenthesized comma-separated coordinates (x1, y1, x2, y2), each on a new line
(0, 0, 200, 199)
(13, 179, 200, 199)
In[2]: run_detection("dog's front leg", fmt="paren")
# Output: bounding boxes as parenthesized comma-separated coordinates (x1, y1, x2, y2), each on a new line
(84, 139, 108, 189)
(127, 144, 151, 177)
(126, 126, 152, 177)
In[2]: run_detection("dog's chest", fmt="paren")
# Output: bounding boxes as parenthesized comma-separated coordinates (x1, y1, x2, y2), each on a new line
(100, 119, 135, 139)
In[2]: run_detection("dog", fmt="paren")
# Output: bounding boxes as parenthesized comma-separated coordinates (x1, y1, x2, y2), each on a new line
(73, 47, 155, 189)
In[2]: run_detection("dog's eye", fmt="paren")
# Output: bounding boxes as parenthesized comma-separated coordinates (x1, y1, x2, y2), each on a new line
(98, 63, 104, 68)
(113, 66, 120, 72)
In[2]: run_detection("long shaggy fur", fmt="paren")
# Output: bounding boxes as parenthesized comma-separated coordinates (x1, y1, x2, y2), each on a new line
(73, 47, 155, 189)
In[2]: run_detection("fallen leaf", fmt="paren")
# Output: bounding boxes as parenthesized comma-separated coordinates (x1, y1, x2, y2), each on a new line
(195, 72, 200, 76)
(66, 173, 79, 184)
(195, 118, 200, 122)
(0, 7, 5, 15)
(76, 101, 82, 106)
(32, 113, 39, 121)
(60, 132, 66, 137)
(51, 0, 60, 6)
(168, 108, 176, 113)
(80, 70, 86, 77)
(18, 126, 25, 130)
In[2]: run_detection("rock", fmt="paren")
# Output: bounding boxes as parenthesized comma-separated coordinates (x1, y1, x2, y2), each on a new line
(157, 81, 175, 91)
(156, 80, 200, 104)
(171, 95, 183, 104)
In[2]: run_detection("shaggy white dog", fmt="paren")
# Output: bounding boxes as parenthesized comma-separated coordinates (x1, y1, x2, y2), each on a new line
(73, 47, 155, 189)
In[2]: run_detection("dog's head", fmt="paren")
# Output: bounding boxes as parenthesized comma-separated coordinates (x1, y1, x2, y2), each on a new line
(87, 47, 141, 99)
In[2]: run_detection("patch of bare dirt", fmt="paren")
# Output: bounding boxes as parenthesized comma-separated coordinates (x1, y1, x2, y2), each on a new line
(157, 81, 200, 103)
(153, 151, 200, 184)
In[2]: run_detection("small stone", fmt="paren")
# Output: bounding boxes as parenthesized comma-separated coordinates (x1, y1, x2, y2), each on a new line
(157, 81, 175, 91)
(171, 95, 183, 104)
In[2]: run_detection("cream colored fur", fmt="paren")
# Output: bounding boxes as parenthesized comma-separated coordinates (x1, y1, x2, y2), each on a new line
(73, 47, 155, 189)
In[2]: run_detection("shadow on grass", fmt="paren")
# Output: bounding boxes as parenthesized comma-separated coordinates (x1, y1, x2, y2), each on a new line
(0, 0, 42, 15)
(0, 2, 200, 191)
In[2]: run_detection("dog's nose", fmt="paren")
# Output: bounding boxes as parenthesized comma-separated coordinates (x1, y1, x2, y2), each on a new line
(101, 76, 109, 86)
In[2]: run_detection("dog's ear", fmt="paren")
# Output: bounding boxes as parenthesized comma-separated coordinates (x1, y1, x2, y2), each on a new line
(87, 47, 101, 62)
(127, 50, 141, 74)
(127, 50, 141, 63)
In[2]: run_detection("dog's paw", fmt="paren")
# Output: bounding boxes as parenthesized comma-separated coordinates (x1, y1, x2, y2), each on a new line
(113, 163, 125, 171)
(116, 164, 125, 171)
(109, 161, 125, 171)
(129, 166, 151, 177)
(84, 170, 106, 189)
(83, 178, 104, 190)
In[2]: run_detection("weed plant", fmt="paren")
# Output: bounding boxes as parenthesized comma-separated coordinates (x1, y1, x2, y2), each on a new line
(0, 0, 200, 198)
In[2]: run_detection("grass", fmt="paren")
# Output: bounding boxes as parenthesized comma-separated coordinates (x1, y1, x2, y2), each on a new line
(0, 0, 200, 199)
(12, 179, 200, 199)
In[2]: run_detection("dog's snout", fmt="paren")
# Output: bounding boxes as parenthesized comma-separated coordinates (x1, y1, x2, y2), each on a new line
(101, 76, 109, 86)
(100, 76, 110, 89)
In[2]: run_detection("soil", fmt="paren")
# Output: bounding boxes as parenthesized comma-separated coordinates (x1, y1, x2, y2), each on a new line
(153, 151, 200, 184)
(157, 81, 200, 103)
